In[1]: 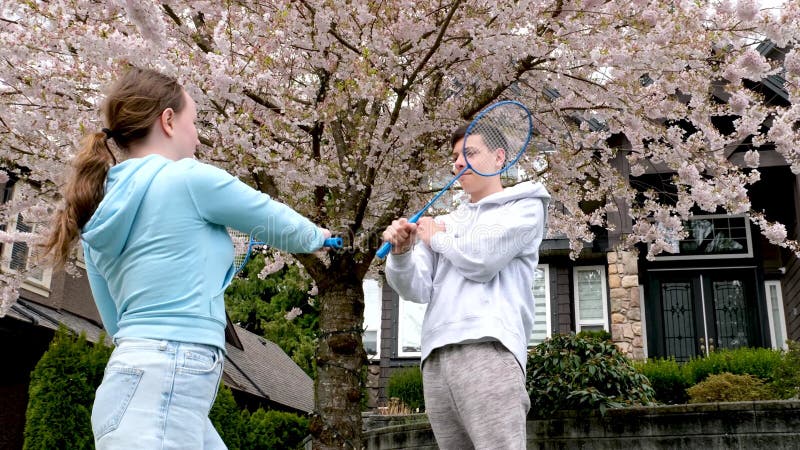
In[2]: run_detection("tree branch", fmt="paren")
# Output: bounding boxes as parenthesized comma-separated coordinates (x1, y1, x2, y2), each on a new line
(400, 0, 464, 94)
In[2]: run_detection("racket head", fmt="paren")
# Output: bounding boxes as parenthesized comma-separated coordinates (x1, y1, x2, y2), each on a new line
(228, 227, 265, 274)
(462, 100, 533, 177)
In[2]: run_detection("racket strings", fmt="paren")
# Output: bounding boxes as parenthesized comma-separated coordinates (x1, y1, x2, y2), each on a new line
(228, 228, 263, 273)
(375, 100, 532, 259)
(464, 103, 532, 176)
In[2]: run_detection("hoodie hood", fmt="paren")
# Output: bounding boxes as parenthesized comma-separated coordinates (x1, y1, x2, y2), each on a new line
(474, 180, 551, 231)
(81, 154, 171, 257)
(475, 180, 550, 206)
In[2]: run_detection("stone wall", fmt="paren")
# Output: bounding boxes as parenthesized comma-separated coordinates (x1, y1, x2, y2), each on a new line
(607, 250, 644, 360)
(363, 401, 800, 449)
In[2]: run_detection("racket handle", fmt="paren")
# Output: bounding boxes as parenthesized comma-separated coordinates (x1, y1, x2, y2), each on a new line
(324, 237, 343, 249)
(376, 212, 424, 259)
(376, 241, 392, 259)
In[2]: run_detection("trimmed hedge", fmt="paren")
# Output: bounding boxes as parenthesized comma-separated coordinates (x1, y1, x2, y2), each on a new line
(685, 347, 783, 384)
(634, 357, 692, 405)
(637, 345, 800, 404)
(771, 340, 800, 399)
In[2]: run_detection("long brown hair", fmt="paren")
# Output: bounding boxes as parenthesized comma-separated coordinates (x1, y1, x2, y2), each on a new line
(41, 67, 185, 268)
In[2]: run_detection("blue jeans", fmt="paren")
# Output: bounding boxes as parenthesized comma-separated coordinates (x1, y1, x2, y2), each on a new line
(92, 338, 227, 449)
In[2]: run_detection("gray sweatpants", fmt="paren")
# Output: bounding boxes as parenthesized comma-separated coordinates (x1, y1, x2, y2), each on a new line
(422, 341, 530, 450)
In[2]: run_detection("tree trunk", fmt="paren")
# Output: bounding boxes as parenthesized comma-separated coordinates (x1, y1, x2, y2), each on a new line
(311, 275, 366, 449)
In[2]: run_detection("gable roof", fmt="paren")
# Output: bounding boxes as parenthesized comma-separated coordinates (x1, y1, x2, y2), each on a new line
(223, 324, 314, 414)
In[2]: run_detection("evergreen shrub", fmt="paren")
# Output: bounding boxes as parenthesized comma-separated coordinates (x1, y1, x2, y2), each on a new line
(23, 326, 112, 450)
(526, 333, 655, 417)
(771, 340, 800, 399)
(209, 384, 244, 449)
(687, 372, 777, 403)
(634, 357, 692, 404)
(239, 409, 309, 450)
(684, 347, 783, 384)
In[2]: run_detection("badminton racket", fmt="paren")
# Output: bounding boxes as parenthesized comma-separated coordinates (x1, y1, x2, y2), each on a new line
(229, 227, 343, 274)
(376, 100, 533, 258)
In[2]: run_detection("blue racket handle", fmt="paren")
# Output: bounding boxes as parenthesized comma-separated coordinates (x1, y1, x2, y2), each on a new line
(376, 212, 424, 259)
(376, 241, 393, 259)
(324, 237, 343, 249)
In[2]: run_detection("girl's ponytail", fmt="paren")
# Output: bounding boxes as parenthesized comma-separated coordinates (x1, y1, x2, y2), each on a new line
(40, 132, 115, 268)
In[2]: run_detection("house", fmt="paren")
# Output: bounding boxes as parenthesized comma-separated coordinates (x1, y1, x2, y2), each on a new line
(0, 178, 314, 448)
(367, 41, 798, 404)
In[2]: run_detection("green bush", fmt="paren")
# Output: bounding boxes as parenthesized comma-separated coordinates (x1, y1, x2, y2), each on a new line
(23, 325, 306, 450)
(636, 346, 789, 405)
(684, 347, 783, 384)
(770, 340, 800, 399)
(526, 333, 655, 417)
(209, 382, 309, 449)
(23, 326, 112, 450)
(576, 329, 612, 342)
(634, 357, 692, 405)
(386, 366, 425, 412)
(687, 372, 777, 403)
(239, 409, 309, 450)
(209, 384, 244, 449)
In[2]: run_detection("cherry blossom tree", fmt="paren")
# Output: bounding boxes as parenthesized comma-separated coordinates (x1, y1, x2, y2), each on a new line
(2, 0, 799, 447)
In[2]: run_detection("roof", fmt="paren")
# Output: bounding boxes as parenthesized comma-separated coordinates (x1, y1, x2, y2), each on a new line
(5, 298, 313, 414)
(6, 299, 112, 345)
(223, 324, 314, 414)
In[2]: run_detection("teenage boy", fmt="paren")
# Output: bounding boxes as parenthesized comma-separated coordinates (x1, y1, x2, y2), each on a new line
(382, 123, 550, 449)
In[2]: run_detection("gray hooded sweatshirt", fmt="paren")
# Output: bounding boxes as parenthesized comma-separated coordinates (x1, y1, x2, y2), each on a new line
(386, 181, 550, 371)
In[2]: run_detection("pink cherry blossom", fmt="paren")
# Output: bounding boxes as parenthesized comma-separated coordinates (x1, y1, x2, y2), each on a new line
(1, 1, 798, 446)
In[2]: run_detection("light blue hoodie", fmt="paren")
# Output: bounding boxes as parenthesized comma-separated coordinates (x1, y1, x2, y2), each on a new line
(385, 181, 550, 372)
(81, 154, 325, 350)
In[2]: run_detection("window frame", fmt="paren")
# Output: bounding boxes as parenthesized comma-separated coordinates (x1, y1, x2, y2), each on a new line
(653, 214, 754, 261)
(529, 263, 551, 347)
(765, 280, 788, 350)
(396, 296, 426, 358)
(573, 265, 609, 332)
(362, 278, 382, 360)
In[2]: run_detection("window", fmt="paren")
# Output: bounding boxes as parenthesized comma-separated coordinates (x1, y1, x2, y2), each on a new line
(765, 280, 787, 350)
(1, 182, 53, 296)
(655, 214, 753, 260)
(573, 265, 609, 332)
(529, 264, 551, 346)
(397, 297, 426, 357)
(1, 212, 53, 296)
(362, 279, 382, 360)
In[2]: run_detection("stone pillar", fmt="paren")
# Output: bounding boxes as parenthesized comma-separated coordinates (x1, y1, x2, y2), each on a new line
(607, 249, 645, 360)
(365, 362, 381, 409)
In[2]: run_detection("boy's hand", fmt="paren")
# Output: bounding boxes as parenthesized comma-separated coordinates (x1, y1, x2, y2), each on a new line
(382, 218, 418, 255)
(417, 217, 445, 246)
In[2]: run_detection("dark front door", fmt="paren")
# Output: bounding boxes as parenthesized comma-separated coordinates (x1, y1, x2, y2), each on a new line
(649, 269, 761, 361)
